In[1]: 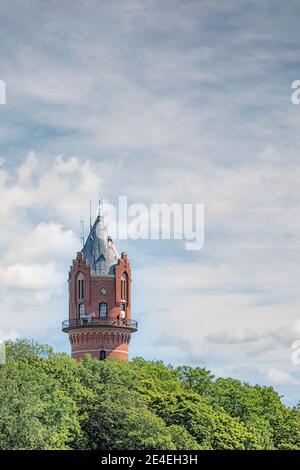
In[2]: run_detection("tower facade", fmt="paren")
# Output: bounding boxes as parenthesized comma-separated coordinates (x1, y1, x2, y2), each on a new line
(62, 215, 138, 361)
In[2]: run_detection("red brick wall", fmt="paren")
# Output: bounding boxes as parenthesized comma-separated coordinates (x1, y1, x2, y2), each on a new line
(67, 251, 133, 361)
(69, 327, 130, 361)
(115, 252, 132, 320)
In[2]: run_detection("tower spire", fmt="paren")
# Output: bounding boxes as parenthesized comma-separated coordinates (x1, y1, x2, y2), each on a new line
(82, 198, 119, 277)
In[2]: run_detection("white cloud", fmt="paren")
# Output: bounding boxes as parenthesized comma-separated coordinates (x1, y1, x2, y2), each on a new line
(243, 319, 300, 357)
(0, 153, 103, 224)
(6, 222, 79, 263)
(0, 262, 63, 291)
(156, 333, 215, 363)
(269, 320, 300, 348)
(0, 330, 19, 343)
(266, 368, 300, 387)
(206, 326, 261, 344)
(227, 363, 300, 390)
(17, 151, 39, 184)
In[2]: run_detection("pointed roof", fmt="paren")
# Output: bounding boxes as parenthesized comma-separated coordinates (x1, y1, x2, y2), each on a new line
(82, 215, 120, 276)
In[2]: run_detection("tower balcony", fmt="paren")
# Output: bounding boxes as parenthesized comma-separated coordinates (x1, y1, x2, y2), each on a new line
(62, 315, 138, 333)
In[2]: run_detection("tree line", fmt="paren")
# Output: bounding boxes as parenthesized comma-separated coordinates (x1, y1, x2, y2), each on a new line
(0, 339, 299, 450)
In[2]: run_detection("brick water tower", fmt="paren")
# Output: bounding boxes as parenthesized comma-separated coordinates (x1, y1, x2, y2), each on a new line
(62, 212, 138, 361)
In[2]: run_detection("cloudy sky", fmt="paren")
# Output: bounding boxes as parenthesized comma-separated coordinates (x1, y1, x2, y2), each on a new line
(1, 0, 300, 405)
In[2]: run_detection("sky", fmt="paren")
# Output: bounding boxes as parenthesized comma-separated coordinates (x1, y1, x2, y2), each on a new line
(0, 0, 300, 405)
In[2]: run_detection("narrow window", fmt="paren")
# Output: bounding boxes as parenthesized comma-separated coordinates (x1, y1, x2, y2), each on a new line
(78, 303, 85, 318)
(99, 350, 106, 361)
(121, 272, 128, 302)
(77, 273, 84, 300)
(120, 303, 126, 319)
(99, 302, 107, 318)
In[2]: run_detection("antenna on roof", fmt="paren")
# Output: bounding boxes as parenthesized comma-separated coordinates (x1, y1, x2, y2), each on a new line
(98, 194, 104, 222)
(89, 200, 92, 230)
(80, 218, 85, 247)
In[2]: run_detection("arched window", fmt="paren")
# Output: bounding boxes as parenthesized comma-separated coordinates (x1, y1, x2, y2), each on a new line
(99, 302, 107, 318)
(78, 303, 85, 318)
(121, 272, 128, 302)
(77, 273, 84, 300)
(99, 350, 106, 361)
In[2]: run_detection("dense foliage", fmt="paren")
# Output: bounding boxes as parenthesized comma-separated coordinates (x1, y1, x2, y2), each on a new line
(0, 339, 299, 450)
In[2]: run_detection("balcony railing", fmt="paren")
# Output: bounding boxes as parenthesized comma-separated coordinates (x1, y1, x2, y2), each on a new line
(62, 316, 138, 332)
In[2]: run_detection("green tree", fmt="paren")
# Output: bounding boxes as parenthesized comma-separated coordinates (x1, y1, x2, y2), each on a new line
(0, 359, 80, 449)
(175, 366, 214, 395)
(81, 385, 176, 450)
(5, 339, 54, 361)
(0, 340, 299, 451)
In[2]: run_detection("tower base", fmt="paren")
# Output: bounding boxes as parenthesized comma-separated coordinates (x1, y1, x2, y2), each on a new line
(68, 327, 131, 361)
